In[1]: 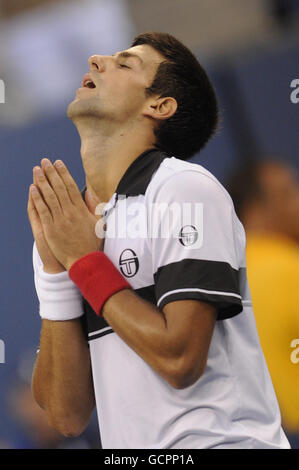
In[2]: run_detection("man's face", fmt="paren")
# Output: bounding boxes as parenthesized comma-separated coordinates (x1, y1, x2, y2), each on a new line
(67, 44, 165, 125)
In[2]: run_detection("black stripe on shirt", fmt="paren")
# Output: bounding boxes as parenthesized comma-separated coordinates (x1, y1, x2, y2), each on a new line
(157, 290, 242, 320)
(135, 284, 156, 304)
(88, 328, 114, 342)
(154, 258, 243, 320)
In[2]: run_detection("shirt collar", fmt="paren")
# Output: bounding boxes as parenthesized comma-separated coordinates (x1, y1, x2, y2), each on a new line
(115, 147, 167, 197)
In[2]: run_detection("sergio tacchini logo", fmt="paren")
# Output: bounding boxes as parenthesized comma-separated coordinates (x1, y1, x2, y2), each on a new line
(119, 249, 139, 278)
(179, 225, 199, 247)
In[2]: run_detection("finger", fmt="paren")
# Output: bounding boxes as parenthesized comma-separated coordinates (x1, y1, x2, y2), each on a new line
(30, 183, 53, 227)
(41, 158, 72, 210)
(27, 187, 41, 228)
(28, 187, 46, 240)
(53, 160, 85, 208)
(33, 166, 62, 218)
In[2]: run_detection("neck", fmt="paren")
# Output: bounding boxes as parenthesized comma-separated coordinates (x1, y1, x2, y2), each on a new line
(76, 118, 156, 204)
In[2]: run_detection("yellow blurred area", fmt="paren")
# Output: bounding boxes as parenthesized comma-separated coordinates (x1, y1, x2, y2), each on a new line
(246, 234, 299, 432)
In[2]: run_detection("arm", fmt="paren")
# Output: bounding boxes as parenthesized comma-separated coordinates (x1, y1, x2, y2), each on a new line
(28, 163, 98, 436)
(28, 160, 229, 392)
(32, 319, 95, 437)
(102, 290, 217, 389)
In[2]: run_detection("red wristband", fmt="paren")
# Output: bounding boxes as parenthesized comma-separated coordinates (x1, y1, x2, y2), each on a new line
(69, 252, 131, 316)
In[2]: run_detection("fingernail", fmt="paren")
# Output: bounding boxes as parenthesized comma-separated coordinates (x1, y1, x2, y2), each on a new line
(42, 158, 51, 167)
(34, 166, 43, 176)
(55, 160, 64, 167)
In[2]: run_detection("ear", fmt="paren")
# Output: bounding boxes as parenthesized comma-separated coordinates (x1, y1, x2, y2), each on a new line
(143, 96, 177, 122)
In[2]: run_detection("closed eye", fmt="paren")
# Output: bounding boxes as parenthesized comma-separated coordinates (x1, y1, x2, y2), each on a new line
(119, 63, 130, 69)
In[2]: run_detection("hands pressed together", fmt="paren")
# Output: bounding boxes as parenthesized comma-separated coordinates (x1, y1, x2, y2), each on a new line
(27, 158, 103, 274)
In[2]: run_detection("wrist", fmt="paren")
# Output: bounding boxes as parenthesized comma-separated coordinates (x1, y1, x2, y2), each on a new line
(65, 252, 99, 272)
(33, 243, 84, 321)
(36, 269, 84, 321)
(69, 252, 131, 316)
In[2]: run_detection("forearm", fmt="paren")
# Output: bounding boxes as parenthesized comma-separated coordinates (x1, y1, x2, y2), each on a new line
(68, 253, 215, 388)
(32, 318, 95, 437)
(102, 289, 185, 385)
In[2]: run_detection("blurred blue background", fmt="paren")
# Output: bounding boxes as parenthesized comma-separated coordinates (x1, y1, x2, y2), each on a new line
(0, 0, 298, 449)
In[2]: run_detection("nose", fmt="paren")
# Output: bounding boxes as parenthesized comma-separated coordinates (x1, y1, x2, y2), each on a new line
(88, 55, 106, 72)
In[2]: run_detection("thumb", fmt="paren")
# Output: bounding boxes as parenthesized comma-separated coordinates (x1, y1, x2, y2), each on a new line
(85, 189, 100, 215)
(84, 188, 100, 216)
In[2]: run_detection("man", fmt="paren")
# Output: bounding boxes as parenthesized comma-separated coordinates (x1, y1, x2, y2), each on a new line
(227, 158, 299, 448)
(28, 32, 289, 449)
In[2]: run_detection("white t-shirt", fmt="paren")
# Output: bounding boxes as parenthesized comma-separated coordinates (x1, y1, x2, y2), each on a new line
(79, 149, 290, 449)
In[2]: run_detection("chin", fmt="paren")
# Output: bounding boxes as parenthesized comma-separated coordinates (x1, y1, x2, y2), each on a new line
(67, 98, 83, 120)
(67, 99, 99, 120)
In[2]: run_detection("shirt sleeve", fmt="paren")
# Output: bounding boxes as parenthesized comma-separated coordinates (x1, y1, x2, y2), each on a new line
(149, 170, 244, 320)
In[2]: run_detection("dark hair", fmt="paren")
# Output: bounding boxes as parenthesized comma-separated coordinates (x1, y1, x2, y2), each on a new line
(131, 32, 219, 160)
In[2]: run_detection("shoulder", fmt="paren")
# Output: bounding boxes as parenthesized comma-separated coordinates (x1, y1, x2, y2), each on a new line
(146, 156, 246, 256)
(147, 156, 234, 208)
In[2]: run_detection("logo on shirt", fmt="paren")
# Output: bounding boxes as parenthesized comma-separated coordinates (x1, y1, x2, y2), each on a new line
(179, 225, 199, 246)
(119, 249, 139, 277)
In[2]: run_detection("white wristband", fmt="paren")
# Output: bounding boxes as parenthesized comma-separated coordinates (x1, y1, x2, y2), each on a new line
(33, 243, 84, 321)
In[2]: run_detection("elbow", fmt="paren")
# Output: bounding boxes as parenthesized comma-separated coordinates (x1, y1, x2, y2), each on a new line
(47, 414, 88, 438)
(32, 399, 87, 438)
(31, 360, 94, 438)
(46, 407, 92, 438)
(32, 387, 91, 438)
(165, 357, 206, 390)
(168, 374, 201, 390)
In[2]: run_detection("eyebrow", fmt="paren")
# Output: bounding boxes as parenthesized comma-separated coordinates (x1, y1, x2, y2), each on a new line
(114, 51, 143, 65)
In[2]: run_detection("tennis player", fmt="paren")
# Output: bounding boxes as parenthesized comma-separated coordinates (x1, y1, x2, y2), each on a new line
(28, 32, 290, 449)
